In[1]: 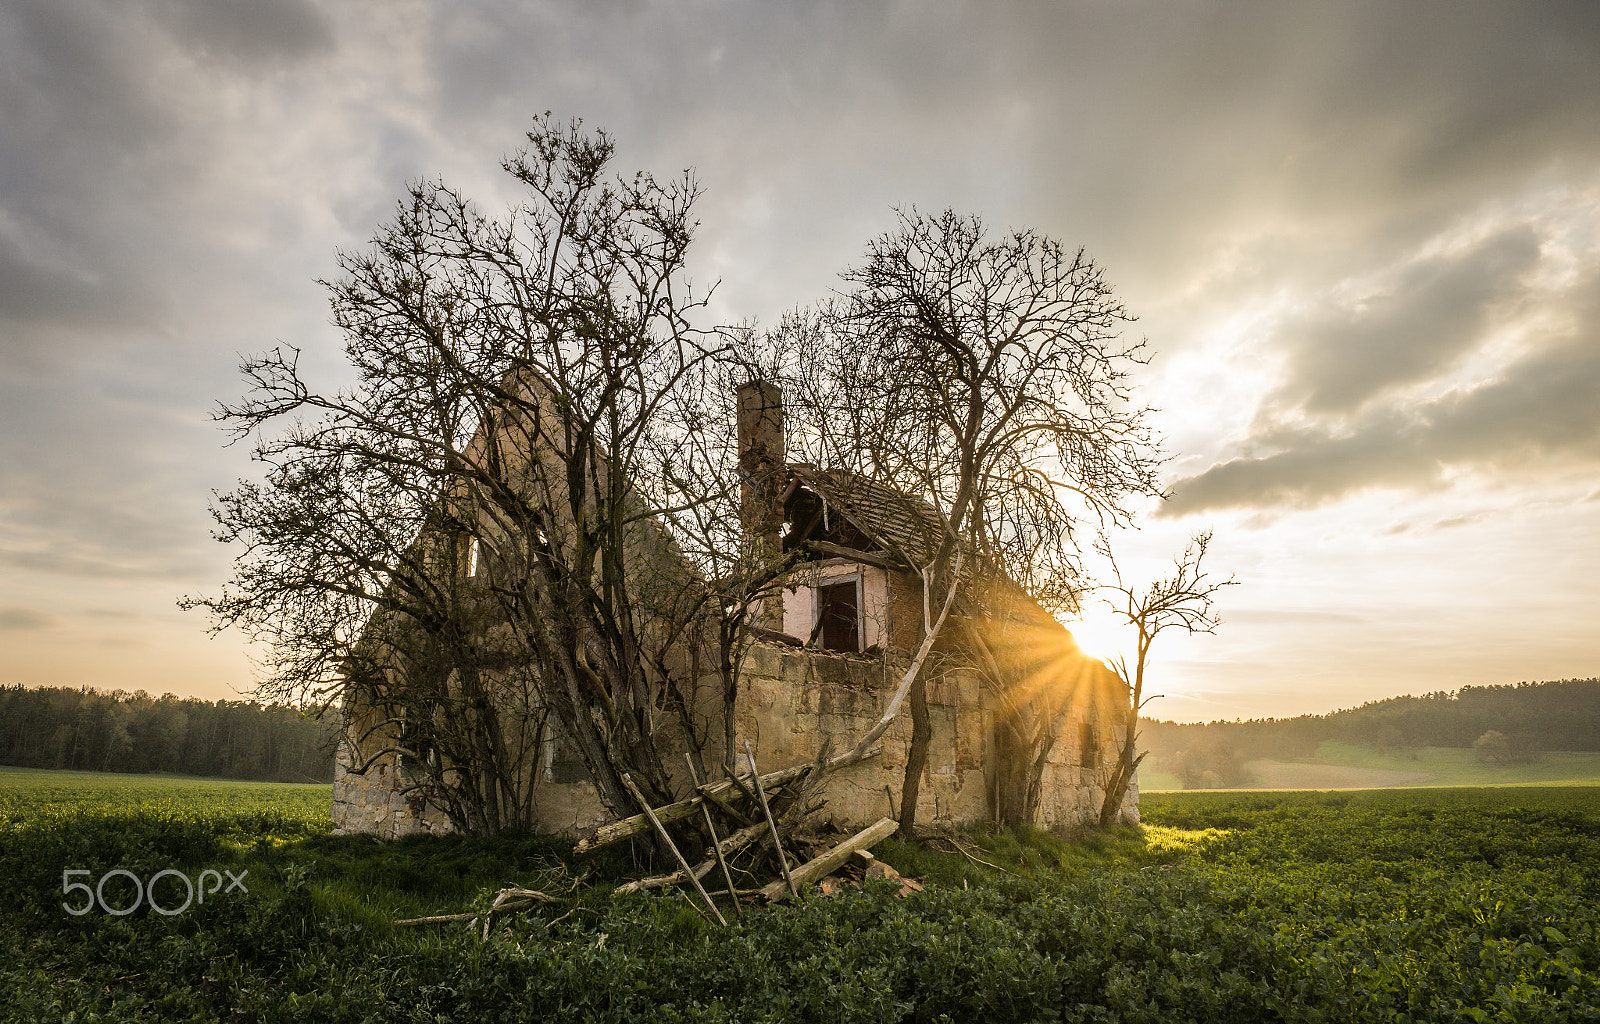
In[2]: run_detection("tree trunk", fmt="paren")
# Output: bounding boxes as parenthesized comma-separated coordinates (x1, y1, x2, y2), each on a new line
(897, 669, 931, 839)
(1098, 705, 1144, 827)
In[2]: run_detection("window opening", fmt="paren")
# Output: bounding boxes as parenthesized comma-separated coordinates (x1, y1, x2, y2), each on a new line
(544, 726, 587, 784)
(1079, 720, 1099, 768)
(816, 579, 860, 653)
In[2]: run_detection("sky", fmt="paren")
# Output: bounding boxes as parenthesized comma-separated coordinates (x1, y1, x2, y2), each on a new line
(1, 1, 1596, 724)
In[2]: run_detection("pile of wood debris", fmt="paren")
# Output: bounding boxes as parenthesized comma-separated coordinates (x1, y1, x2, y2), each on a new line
(398, 742, 925, 932)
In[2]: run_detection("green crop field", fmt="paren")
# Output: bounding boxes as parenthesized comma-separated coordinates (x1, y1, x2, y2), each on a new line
(2, 771, 1597, 1022)
(0, 765, 332, 823)
(1142, 743, 1600, 793)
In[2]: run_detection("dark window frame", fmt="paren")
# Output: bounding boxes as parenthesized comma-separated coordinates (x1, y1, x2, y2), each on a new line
(814, 574, 862, 653)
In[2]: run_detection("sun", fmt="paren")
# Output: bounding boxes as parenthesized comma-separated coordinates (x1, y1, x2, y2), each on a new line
(1065, 608, 1128, 666)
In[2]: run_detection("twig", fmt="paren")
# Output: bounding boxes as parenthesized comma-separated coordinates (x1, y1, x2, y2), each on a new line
(394, 887, 557, 928)
(621, 773, 727, 927)
(680, 889, 715, 926)
(744, 739, 798, 898)
(917, 826, 1019, 876)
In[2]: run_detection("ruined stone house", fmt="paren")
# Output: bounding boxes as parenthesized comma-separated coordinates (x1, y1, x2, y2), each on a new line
(332, 380, 1137, 837)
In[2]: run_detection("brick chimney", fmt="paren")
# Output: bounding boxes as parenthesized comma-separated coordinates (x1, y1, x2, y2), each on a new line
(736, 379, 786, 560)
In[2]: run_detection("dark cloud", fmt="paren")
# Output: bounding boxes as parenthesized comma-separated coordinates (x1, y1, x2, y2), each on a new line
(0, 228, 160, 334)
(0, 607, 57, 631)
(1273, 227, 1542, 415)
(145, 0, 332, 65)
(1166, 325, 1600, 514)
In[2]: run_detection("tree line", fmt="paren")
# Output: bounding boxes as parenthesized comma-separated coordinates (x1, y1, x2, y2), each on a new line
(1141, 678, 1600, 786)
(0, 685, 337, 783)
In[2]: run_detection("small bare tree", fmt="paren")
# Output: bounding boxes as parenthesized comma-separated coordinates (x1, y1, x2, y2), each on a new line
(1097, 530, 1235, 827)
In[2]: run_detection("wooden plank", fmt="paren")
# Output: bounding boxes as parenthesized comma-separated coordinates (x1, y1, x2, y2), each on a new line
(759, 817, 898, 902)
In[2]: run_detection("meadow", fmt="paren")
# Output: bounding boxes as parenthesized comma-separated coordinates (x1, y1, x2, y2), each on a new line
(1, 768, 1597, 1022)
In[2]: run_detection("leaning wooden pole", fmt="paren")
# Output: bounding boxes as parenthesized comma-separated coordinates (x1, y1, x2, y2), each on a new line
(744, 739, 798, 899)
(621, 773, 727, 927)
(686, 753, 741, 918)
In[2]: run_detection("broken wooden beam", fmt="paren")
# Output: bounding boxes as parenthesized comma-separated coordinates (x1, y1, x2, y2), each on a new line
(802, 540, 908, 571)
(573, 747, 880, 855)
(759, 817, 898, 902)
(745, 739, 797, 898)
(687, 753, 742, 918)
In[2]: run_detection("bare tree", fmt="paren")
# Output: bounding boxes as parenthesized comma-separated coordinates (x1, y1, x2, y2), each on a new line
(769, 209, 1164, 836)
(1097, 530, 1235, 828)
(189, 117, 765, 833)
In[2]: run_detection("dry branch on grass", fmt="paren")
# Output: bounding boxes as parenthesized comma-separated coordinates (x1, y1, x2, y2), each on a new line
(914, 824, 1019, 876)
(395, 886, 558, 934)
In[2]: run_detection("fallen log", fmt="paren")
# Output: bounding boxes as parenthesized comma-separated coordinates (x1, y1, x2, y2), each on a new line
(573, 747, 880, 855)
(759, 817, 898, 902)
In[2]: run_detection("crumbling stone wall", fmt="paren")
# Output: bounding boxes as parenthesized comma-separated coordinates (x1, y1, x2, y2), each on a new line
(332, 639, 1136, 836)
(330, 754, 452, 839)
(734, 641, 1134, 829)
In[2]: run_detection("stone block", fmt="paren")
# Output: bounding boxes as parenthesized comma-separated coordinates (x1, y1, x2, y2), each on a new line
(741, 642, 786, 680)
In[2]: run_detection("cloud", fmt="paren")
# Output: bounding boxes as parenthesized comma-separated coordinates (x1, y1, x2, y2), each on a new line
(1272, 226, 1542, 415)
(0, 607, 57, 631)
(144, 0, 332, 66)
(1166, 327, 1600, 514)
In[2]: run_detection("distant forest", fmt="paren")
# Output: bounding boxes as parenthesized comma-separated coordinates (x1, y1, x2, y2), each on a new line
(0, 685, 338, 783)
(1143, 678, 1600, 788)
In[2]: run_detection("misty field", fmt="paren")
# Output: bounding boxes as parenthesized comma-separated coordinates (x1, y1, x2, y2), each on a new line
(1, 777, 1597, 1022)
(1141, 743, 1600, 793)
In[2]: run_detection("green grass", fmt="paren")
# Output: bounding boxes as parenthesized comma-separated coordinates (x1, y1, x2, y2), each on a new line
(3, 774, 1598, 1022)
(1138, 767, 1185, 791)
(0, 766, 333, 855)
